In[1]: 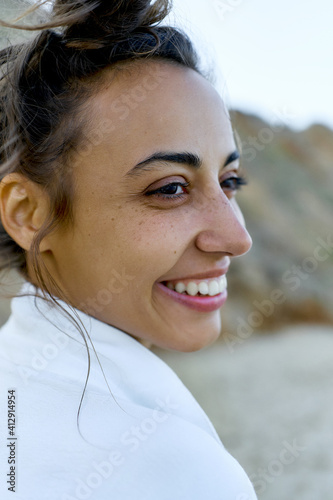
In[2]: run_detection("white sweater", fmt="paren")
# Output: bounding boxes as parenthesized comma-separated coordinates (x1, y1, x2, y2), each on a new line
(0, 282, 257, 500)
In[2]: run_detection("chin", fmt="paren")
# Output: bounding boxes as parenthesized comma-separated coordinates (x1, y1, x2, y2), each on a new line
(159, 319, 222, 353)
(177, 332, 221, 353)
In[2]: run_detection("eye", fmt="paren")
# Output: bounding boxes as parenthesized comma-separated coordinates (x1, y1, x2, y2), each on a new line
(221, 175, 248, 193)
(145, 181, 189, 199)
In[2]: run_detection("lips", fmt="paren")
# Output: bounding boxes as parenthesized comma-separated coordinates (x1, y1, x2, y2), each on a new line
(156, 271, 228, 312)
(157, 283, 227, 312)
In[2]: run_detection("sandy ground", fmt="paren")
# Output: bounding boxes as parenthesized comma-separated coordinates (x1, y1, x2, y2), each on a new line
(156, 325, 333, 499)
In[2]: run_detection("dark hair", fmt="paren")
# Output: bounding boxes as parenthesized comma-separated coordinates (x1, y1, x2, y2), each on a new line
(0, 0, 201, 293)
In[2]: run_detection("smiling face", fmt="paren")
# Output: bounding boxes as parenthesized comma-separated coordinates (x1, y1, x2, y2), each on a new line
(41, 60, 252, 351)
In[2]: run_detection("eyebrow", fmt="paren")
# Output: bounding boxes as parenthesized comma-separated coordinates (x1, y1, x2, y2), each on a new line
(126, 150, 240, 177)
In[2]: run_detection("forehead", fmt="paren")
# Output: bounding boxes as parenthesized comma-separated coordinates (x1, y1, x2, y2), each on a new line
(79, 60, 235, 171)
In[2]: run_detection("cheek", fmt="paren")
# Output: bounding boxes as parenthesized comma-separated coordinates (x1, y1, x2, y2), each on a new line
(76, 202, 193, 290)
(115, 213, 189, 274)
(122, 205, 182, 244)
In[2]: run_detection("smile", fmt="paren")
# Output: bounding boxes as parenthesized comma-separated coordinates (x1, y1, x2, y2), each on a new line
(157, 275, 228, 313)
(164, 275, 227, 297)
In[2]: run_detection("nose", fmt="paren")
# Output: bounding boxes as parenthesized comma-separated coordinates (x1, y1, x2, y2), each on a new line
(194, 190, 252, 257)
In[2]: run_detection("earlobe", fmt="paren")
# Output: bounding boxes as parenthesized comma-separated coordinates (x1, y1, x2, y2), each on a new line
(0, 173, 50, 251)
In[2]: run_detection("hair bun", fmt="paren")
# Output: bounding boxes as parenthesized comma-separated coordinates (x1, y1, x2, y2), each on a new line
(51, 0, 171, 49)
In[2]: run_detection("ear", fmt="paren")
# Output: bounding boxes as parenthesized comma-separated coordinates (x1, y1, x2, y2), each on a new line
(0, 173, 51, 252)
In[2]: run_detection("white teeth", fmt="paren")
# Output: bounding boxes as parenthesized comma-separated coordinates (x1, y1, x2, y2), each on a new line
(219, 276, 227, 293)
(208, 280, 219, 296)
(187, 282, 198, 296)
(198, 282, 209, 296)
(166, 276, 227, 297)
(175, 282, 186, 293)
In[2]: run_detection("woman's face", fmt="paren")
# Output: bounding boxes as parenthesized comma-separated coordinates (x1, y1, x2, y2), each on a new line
(45, 60, 252, 351)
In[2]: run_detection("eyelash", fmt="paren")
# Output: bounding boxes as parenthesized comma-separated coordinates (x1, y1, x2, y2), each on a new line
(222, 175, 248, 192)
(146, 181, 190, 199)
(145, 175, 248, 200)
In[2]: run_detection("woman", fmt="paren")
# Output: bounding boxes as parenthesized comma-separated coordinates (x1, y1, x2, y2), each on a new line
(0, 1, 256, 498)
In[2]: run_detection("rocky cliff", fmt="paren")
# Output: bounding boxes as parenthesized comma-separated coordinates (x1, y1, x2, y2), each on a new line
(222, 111, 333, 339)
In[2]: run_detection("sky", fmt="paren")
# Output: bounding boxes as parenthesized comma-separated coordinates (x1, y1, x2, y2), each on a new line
(168, 0, 333, 131)
(2, 0, 332, 130)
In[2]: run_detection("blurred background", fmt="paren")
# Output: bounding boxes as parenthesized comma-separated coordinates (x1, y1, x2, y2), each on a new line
(1, 0, 333, 498)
